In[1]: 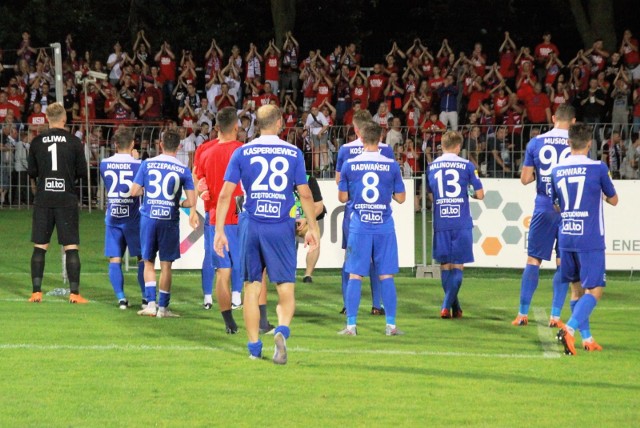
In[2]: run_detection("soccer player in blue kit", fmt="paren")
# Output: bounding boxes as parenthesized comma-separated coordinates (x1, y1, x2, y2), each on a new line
(512, 104, 575, 327)
(552, 123, 618, 355)
(427, 131, 484, 318)
(335, 109, 395, 315)
(99, 128, 146, 309)
(337, 122, 406, 336)
(214, 105, 319, 364)
(131, 129, 196, 318)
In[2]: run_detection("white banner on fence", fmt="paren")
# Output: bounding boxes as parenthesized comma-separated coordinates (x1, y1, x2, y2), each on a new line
(470, 179, 640, 271)
(168, 179, 416, 270)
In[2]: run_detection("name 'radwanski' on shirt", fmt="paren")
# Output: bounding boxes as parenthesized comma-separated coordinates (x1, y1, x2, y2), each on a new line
(145, 162, 187, 173)
(555, 167, 587, 177)
(430, 161, 467, 170)
(349, 163, 391, 172)
(41, 135, 67, 143)
(243, 146, 298, 157)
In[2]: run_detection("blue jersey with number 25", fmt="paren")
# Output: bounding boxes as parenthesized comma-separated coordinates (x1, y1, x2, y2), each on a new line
(224, 135, 308, 223)
(100, 153, 141, 226)
(134, 154, 194, 221)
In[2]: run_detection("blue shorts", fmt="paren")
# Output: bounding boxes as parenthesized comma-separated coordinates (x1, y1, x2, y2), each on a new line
(140, 216, 180, 262)
(213, 224, 240, 269)
(560, 250, 606, 289)
(433, 228, 474, 265)
(341, 206, 351, 249)
(345, 230, 399, 276)
(241, 217, 296, 283)
(104, 220, 141, 258)
(527, 210, 560, 261)
(204, 212, 215, 263)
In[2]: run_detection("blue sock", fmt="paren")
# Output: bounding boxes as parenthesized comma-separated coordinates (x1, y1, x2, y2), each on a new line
(346, 277, 362, 325)
(108, 262, 125, 300)
(137, 261, 145, 299)
(440, 269, 451, 309)
(570, 299, 592, 338)
(274, 325, 290, 339)
(202, 251, 214, 298)
(231, 264, 242, 293)
(442, 269, 457, 310)
(567, 294, 597, 331)
(145, 282, 157, 303)
(380, 277, 397, 325)
(248, 340, 263, 358)
(550, 269, 569, 317)
(369, 262, 382, 309)
(570, 299, 577, 313)
(158, 290, 170, 308)
(450, 268, 463, 310)
(518, 264, 540, 315)
(341, 265, 349, 306)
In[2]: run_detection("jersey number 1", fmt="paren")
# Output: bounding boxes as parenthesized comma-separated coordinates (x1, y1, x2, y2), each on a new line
(48, 143, 58, 171)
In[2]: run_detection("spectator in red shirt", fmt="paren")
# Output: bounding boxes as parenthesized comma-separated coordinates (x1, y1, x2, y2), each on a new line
(585, 39, 610, 75)
(402, 93, 424, 136)
(215, 83, 235, 110)
(154, 41, 176, 117)
(421, 112, 446, 163)
(204, 38, 224, 83)
(258, 82, 279, 107)
(498, 32, 517, 88)
(0, 91, 21, 123)
(343, 99, 362, 129)
(466, 77, 489, 114)
(263, 40, 281, 96)
(27, 101, 47, 137)
(470, 43, 487, 77)
(245, 42, 263, 85)
(312, 67, 334, 108)
(280, 96, 298, 139)
(534, 32, 559, 82)
(384, 72, 405, 116)
(620, 29, 640, 68)
(139, 75, 162, 121)
(349, 66, 369, 109)
(367, 63, 388, 115)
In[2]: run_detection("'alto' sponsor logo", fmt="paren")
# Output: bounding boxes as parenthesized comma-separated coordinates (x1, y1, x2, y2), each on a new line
(110, 205, 130, 218)
(440, 204, 460, 218)
(561, 219, 583, 236)
(150, 206, 171, 219)
(360, 210, 383, 224)
(44, 178, 65, 192)
(255, 200, 281, 218)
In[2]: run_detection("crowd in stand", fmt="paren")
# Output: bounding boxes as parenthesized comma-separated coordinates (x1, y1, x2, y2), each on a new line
(1, 28, 640, 206)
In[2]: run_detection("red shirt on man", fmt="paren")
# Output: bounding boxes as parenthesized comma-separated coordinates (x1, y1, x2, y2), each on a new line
(264, 55, 279, 81)
(351, 85, 368, 108)
(525, 92, 550, 124)
(158, 54, 176, 82)
(203, 140, 244, 225)
(367, 74, 387, 102)
(258, 93, 279, 107)
(194, 138, 218, 213)
(313, 82, 332, 107)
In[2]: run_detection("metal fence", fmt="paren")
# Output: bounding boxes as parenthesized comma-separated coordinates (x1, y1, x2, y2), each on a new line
(1, 121, 638, 210)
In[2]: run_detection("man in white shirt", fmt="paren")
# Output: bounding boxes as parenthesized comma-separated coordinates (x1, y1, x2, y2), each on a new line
(176, 126, 196, 168)
(305, 105, 329, 171)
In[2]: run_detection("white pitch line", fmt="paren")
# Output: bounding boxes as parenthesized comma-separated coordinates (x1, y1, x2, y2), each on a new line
(533, 307, 561, 358)
(0, 343, 557, 360)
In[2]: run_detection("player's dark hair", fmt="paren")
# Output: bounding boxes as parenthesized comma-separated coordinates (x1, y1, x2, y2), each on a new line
(361, 122, 382, 146)
(442, 131, 463, 150)
(114, 128, 134, 151)
(554, 104, 575, 122)
(352, 109, 372, 133)
(217, 107, 238, 134)
(162, 129, 181, 152)
(568, 122, 592, 150)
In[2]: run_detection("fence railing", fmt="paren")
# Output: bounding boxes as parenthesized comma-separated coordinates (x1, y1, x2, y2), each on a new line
(1, 121, 638, 210)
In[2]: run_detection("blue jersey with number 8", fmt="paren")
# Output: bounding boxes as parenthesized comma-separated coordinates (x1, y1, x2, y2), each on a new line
(523, 128, 571, 211)
(134, 154, 194, 221)
(224, 135, 308, 223)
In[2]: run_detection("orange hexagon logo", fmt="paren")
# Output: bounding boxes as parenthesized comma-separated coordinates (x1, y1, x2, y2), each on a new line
(523, 215, 532, 229)
(481, 237, 502, 256)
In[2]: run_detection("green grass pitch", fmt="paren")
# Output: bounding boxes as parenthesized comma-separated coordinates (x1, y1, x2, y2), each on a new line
(0, 210, 638, 427)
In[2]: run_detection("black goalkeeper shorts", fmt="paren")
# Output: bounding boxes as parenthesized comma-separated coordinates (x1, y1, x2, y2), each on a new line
(31, 205, 80, 246)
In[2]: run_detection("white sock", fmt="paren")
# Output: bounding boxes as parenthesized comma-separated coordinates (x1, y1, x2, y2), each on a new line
(386, 324, 396, 329)
(232, 291, 242, 306)
(347, 324, 356, 330)
(204, 294, 213, 305)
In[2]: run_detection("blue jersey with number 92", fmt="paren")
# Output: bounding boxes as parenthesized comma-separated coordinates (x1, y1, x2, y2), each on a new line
(224, 135, 307, 223)
(134, 154, 194, 221)
(100, 153, 141, 226)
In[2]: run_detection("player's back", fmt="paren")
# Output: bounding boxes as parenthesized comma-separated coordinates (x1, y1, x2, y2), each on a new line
(227, 135, 307, 223)
(205, 140, 244, 224)
(28, 128, 87, 207)
(524, 127, 570, 210)
(336, 139, 394, 173)
(428, 153, 479, 231)
(342, 150, 403, 234)
(551, 155, 616, 252)
(136, 154, 193, 221)
(100, 154, 141, 225)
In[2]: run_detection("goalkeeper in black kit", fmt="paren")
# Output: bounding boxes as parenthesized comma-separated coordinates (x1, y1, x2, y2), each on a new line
(27, 102, 89, 303)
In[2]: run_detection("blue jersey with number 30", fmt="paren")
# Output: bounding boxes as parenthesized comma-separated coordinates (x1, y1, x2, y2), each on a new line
(134, 154, 194, 221)
(100, 154, 141, 226)
(427, 153, 483, 232)
(339, 151, 404, 234)
(523, 128, 571, 211)
(550, 155, 616, 252)
(224, 135, 307, 223)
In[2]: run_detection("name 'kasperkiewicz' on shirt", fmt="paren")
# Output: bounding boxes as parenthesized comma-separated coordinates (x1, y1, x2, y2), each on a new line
(339, 150, 405, 234)
(134, 154, 194, 221)
(224, 135, 307, 223)
(100, 153, 141, 225)
(427, 153, 483, 232)
(550, 155, 616, 252)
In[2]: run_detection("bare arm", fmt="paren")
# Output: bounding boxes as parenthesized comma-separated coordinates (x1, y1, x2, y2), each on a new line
(520, 165, 535, 185)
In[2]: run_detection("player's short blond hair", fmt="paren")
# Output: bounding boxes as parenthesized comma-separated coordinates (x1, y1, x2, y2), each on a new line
(361, 122, 382, 146)
(441, 131, 463, 150)
(352, 109, 373, 134)
(256, 105, 282, 131)
(45, 102, 66, 123)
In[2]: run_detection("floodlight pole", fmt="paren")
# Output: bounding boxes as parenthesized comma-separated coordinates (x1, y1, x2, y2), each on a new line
(82, 78, 94, 213)
(50, 43, 64, 104)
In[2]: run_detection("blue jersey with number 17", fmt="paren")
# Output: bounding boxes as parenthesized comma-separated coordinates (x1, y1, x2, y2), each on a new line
(339, 151, 404, 234)
(550, 155, 616, 252)
(133, 154, 194, 221)
(100, 153, 141, 226)
(523, 127, 571, 211)
(224, 135, 307, 223)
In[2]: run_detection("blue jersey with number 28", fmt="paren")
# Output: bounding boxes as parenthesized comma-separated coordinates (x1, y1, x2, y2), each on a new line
(224, 135, 308, 223)
(134, 154, 194, 221)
